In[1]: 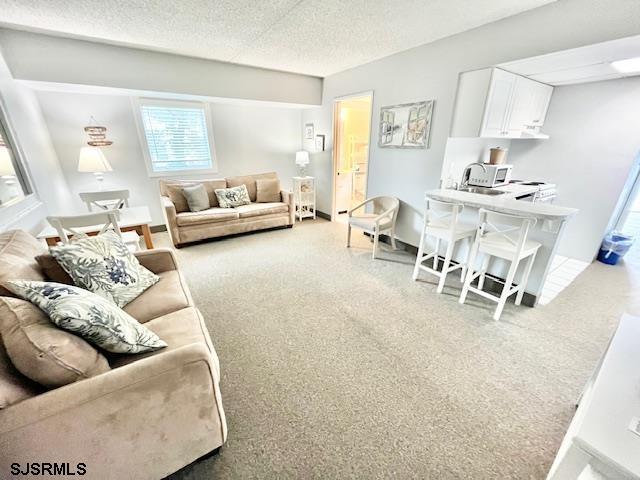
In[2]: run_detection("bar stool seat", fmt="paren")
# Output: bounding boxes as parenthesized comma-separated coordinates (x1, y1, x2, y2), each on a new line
(413, 198, 475, 294)
(459, 208, 541, 321)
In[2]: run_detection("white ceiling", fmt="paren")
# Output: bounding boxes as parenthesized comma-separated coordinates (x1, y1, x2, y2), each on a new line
(0, 0, 555, 77)
(499, 35, 640, 85)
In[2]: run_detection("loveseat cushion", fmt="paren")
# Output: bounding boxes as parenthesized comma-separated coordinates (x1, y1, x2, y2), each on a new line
(176, 208, 240, 227)
(234, 202, 289, 218)
(0, 230, 46, 297)
(123, 270, 192, 323)
(256, 178, 281, 203)
(0, 340, 44, 409)
(108, 307, 219, 380)
(0, 297, 110, 388)
(226, 172, 278, 202)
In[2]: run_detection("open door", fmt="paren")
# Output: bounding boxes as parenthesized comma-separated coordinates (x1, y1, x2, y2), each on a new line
(332, 93, 373, 223)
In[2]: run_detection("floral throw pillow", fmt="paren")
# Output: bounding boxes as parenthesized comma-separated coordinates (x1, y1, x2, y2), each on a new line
(215, 185, 251, 208)
(4, 281, 167, 354)
(49, 230, 159, 308)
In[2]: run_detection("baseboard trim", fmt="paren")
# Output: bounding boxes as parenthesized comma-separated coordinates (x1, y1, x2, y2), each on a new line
(315, 210, 331, 221)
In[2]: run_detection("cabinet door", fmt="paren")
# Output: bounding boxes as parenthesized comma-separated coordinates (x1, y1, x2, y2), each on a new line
(529, 82, 553, 126)
(480, 69, 517, 138)
(505, 76, 537, 136)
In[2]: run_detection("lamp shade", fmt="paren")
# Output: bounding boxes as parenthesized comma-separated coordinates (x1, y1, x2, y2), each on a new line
(78, 146, 112, 173)
(0, 146, 15, 176)
(295, 150, 310, 167)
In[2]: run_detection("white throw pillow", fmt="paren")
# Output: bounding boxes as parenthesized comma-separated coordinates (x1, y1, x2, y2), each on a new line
(49, 230, 159, 308)
(215, 185, 251, 208)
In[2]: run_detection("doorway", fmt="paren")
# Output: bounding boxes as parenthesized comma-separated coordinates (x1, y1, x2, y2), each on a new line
(332, 93, 373, 223)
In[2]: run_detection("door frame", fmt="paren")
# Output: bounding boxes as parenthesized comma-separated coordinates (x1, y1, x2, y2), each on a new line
(331, 90, 374, 221)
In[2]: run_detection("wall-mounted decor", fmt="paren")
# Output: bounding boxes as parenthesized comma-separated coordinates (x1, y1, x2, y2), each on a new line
(304, 123, 315, 140)
(315, 134, 325, 152)
(378, 100, 434, 149)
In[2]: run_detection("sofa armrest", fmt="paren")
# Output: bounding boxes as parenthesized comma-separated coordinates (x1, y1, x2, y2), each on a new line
(134, 248, 179, 274)
(281, 190, 295, 225)
(0, 343, 227, 478)
(161, 195, 181, 246)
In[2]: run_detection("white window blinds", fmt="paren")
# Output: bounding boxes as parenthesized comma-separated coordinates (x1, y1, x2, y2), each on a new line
(140, 104, 214, 173)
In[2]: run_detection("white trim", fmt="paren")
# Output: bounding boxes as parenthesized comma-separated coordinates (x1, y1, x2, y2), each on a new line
(131, 97, 219, 178)
(331, 91, 374, 221)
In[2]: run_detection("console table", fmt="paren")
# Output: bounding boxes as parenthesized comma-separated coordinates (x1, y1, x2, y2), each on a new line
(547, 313, 640, 479)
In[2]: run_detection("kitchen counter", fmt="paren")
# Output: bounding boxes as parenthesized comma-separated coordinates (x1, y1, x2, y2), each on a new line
(426, 188, 577, 220)
(423, 189, 579, 305)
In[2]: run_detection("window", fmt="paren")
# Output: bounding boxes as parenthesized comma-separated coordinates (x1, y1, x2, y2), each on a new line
(134, 99, 217, 176)
(0, 101, 32, 208)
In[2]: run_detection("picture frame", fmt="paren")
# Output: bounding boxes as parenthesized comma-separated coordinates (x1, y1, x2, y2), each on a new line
(315, 134, 325, 152)
(304, 123, 315, 140)
(378, 100, 434, 149)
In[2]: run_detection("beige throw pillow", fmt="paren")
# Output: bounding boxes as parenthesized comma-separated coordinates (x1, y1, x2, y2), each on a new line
(0, 297, 110, 388)
(182, 184, 210, 212)
(256, 178, 281, 203)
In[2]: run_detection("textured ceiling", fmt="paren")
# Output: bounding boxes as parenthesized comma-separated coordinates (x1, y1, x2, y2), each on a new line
(0, 0, 556, 77)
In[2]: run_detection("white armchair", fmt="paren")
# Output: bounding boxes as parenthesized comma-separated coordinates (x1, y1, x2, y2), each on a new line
(347, 196, 400, 259)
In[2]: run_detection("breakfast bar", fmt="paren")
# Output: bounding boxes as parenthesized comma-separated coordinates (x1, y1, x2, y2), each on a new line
(424, 188, 578, 304)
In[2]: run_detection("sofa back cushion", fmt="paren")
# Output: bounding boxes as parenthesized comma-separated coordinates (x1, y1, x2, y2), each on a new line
(226, 172, 278, 203)
(159, 179, 227, 212)
(0, 230, 46, 297)
(0, 339, 43, 409)
(0, 297, 111, 388)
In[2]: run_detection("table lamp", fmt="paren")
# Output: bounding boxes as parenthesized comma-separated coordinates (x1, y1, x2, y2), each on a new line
(295, 151, 310, 176)
(78, 146, 112, 189)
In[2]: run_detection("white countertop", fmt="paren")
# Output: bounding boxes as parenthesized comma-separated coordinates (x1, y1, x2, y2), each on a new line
(426, 189, 577, 220)
(493, 183, 540, 198)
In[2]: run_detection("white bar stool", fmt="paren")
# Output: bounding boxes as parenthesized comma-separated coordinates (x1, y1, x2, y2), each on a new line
(459, 208, 541, 321)
(412, 198, 477, 293)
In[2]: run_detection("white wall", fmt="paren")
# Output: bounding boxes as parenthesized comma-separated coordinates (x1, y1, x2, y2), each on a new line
(0, 29, 322, 107)
(302, 0, 640, 246)
(508, 77, 640, 262)
(0, 50, 71, 233)
(36, 91, 303, 226)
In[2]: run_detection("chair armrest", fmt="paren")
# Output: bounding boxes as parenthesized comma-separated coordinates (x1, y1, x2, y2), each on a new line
(161, 195, 181, 246)
(281, 190, 295, 225)
(348, 198, 374, 216)
(134, 248, 179, 274)
(0, 344, 227, 477)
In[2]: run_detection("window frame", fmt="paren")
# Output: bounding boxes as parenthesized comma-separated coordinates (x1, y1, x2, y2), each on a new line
(0, 95, 35, 207)
(132, 98, 218, 178)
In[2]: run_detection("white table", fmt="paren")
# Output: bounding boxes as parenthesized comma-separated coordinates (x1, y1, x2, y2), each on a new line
(37, 206, 154, 249)
(547, 313, 640, 479)
(293, 176, 316, 221)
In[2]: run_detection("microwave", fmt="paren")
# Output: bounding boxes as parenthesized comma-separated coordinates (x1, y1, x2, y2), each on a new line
(468, 164, 512, 187)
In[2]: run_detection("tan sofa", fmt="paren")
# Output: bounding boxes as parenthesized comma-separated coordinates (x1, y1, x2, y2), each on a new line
(0, 230, 227, 479)
(160, 172, 295, 247)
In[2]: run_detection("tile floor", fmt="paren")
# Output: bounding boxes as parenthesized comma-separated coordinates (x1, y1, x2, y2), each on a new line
(539, 255, 590, 305)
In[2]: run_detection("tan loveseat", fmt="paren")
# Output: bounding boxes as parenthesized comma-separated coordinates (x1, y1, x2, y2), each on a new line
(0, 230, 227, 479)
(160, 172, 295, 247)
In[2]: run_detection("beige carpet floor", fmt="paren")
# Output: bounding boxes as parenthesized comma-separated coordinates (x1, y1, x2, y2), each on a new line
(163, 219, 639, 479)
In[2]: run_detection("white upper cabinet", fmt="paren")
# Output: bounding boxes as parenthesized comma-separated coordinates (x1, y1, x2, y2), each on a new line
(450, 68, 553, 139)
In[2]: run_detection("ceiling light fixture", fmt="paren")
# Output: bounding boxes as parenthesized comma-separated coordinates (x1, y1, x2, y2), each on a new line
(611, 56, 640, 73)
